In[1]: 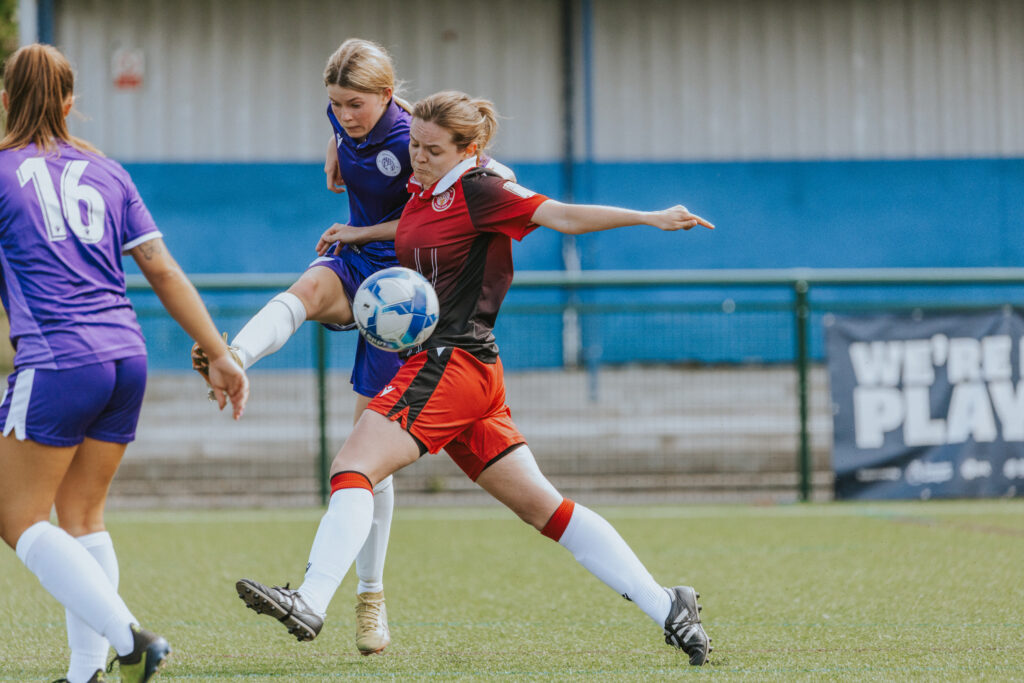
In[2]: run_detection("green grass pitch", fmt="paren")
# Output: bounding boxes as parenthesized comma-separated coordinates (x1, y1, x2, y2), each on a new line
(2, 500, 1023, 681)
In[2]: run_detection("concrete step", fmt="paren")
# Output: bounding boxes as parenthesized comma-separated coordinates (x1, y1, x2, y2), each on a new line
(109, 365, 835, 507)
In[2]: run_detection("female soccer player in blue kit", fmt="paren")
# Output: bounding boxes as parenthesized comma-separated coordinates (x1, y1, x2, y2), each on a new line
(192, 38, 512, 655)
(235, 90, 715, 666)
(0, 44, 249, 683)
(206, 37, 407, 656)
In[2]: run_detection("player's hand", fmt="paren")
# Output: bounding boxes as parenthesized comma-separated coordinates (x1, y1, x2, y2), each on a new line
(190, 332, 228, 382)
(191, 341, 209, 378)
(207, 354, 249, 420)
(652, 205, 714, 232)
(316, 223, 359, 256)
(325, 137, 346, 194)
(192, 333, 247, 419)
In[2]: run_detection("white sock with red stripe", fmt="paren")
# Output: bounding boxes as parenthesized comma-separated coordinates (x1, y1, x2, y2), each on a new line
(298, 479, 374, 615)
(544, 500, 671, 626)
(231, 292, 307, 369)
(16, 522, 136, 656)
(65, 531, 119, 682)
(355, 475, 394, 595)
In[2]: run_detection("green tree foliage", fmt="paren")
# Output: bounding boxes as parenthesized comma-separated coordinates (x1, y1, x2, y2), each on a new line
(0, 0, 15, 133)
(0, 0, 16, 67)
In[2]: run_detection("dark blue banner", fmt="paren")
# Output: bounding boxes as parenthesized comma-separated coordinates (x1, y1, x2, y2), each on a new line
(826, 308, 1024, 500)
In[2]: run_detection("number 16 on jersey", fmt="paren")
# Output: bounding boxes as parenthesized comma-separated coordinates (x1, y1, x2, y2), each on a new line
(17, 157, 106, 243)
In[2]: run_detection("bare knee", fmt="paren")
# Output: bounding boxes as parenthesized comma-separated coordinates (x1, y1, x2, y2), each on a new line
(288, 269, 350, 324)
(54, 497, 106, 537)
(0, 493, 61, 549)
(58, 521, 105, 538)
(479, 475, 561, 530)
(328, 447, 417, 488)
(475, 447, 563, 530)
(328, 412, 421, 486)
(287, 276, 325, 318)
(55, 509, 105, 538)
(0, 508, 52, 549)
(513, 499, 562, 530)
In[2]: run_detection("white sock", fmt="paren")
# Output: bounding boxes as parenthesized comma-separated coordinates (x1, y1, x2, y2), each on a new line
(16, 522, 136, 656)
(557, 504, 672, 626)
(65, 531, 119, 682)
(230, 292, 307, 368)
(297, 487, 374, 615)
(355, 475, 394, 595)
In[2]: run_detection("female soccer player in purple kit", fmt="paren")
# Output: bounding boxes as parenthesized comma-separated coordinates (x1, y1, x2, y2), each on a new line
(194, 38, 513, 655)
(0, 44, 249, 683)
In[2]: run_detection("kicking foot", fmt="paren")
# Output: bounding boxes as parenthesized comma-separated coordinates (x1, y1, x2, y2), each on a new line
(663, 586, 711, 666)
(236, 579, 324, 642)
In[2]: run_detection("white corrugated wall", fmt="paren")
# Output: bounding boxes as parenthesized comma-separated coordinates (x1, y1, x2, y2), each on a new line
(55, 0, 562, 161)
(592, 0, 1024, 159)
(55, 0, 1024, 162)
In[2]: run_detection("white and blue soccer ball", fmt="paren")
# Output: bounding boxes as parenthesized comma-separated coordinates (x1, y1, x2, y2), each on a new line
(353, 266, 440, 352)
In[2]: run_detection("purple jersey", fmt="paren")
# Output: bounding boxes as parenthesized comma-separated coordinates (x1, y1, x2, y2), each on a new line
(328, 98, 413, 261)
(0, 142, 161, 369)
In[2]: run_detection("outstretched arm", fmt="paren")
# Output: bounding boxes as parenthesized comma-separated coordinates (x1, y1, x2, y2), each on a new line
(531, 200, 714, 235)
(129, 237, 249, 418)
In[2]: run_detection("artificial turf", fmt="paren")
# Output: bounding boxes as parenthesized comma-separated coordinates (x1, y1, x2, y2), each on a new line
(1, 500, 1022, 681)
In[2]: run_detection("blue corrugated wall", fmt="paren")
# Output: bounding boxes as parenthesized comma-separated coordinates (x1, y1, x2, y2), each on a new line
(124, 159, 1024, 370)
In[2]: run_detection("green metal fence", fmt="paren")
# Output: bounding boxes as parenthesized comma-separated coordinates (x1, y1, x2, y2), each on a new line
(125, 268, 1024, 506)
(507, 267, 1024, 501)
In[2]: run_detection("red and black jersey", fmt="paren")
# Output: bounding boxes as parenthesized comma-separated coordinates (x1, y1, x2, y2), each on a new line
(395, 161, 548, 362)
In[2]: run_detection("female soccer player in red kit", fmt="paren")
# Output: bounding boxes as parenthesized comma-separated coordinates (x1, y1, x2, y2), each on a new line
(236, 90, 715, 665)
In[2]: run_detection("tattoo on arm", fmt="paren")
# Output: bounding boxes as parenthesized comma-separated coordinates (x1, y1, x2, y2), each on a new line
(137, 240, 164, 261)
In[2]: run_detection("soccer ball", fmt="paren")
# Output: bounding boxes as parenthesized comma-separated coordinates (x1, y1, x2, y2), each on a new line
(353, 266, 440, 352)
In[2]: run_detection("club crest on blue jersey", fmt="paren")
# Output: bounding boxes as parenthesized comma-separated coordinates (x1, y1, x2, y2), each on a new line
(376, 150, 402, 177)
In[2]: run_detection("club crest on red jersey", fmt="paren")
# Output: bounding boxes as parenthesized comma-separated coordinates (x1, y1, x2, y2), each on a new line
(432, 187, 456, 212)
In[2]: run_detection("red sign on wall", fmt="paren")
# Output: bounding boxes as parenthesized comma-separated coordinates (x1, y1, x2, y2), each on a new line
(112, 48, 144, 90)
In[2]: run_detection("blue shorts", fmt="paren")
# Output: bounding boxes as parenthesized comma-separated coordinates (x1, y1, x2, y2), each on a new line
(0, 356, 147, 447)
(307, 245, 404, 398)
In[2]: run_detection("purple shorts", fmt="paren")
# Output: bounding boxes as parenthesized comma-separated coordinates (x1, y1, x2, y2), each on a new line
(307, 247, 404, 398)
(0, 355, 147, 447)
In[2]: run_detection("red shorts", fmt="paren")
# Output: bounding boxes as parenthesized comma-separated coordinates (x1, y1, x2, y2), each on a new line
(367, 347, 526, 480)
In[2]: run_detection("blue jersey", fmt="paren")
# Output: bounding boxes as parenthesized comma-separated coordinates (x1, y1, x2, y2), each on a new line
(0, 142, 159, 369)
(327, 98, 412, 262)
(320, 101, 516, 398)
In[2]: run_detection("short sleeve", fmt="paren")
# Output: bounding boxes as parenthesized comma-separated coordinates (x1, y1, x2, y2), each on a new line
(120, 175, 162, 252)
(462, 172, 548, 241)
